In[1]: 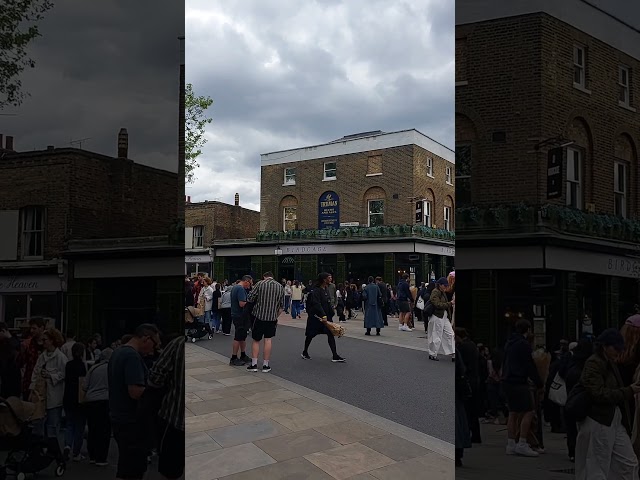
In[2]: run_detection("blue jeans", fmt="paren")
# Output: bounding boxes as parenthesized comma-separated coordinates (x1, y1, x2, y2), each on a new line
(284, 296, 291, 313)
(204, 310, 213, 329)
(64, 407, 86, 456)
(291, 300, 301, 319)
(211, 311, 221, 331)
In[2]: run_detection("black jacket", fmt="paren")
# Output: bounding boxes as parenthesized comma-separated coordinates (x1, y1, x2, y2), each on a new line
(502, 333, 542, 387)
(304, 286, 335, 338)
(457, 338, 480, 390)
(377, 282, 388, 306)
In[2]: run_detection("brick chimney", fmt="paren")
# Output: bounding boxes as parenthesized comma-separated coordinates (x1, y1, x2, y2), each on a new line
(117, 128, 128, 158)
(5, 136, 14, 151)
(234, 193, 239, 206)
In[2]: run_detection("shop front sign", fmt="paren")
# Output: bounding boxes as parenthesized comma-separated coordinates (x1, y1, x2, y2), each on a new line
(318, 191, 340, 230)
(185, 254, 212, 263)
(0, 275, 62, 293)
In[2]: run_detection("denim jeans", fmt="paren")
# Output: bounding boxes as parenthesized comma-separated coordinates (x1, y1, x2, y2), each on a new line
(284, 296, 291, 313)
(211, 310, 221, 331)
(204, 310, 213, 329)
(291, 300, 301, 319)
(64, 407, 86, 456)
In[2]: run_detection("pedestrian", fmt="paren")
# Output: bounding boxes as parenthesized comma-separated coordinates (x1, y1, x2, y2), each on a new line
(246, 272, 284, 373)
(396, 274, 413, 331)
(211, 283, 222, 333)
(219, 286, 232, 336)
(17, 317, 45, 400)
(376, 277, 389, 326)
(63, 342, 88, 462)
(575, 328, 639, 479)
(302, 273, 345, 362)
(83, 348, 113, 466)
(284, 280, 292, 314)
(426, 277, 455, 361)
(108, 324, 161, 480)
(336, 283, 346, 323)
(291, 280, 304, 319)
(147, 335, 185, 480)
(229, 276, 253, 366)
(363, 276, 383, 336)
(564, 338, 593, 463)
(455, 327, 481, 444)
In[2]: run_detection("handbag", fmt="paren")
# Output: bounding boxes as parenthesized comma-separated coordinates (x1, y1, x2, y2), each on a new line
(564, 383, 591, 421)
(416, 297, 425, 310)
(548, 372, 567, 406)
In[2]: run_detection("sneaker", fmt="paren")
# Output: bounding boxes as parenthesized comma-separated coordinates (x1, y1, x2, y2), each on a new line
(96, 462, 109, 467)
(230, 358, 245, 366)
(506, 443, 516, 455)
(262, 365, 271, 373)
(429, 355, 439, 361)
(240, 354, 251, 364)
(224, 332, 231, 336)
(332, 355, 346, 363)
(63, 446, 71, 461)
(247, 364, 258, 372)
(73, 454, 85, 462)
(301, 352, 311, 360)
(398, 325, 403, 331)
(515, 443, 539, 457)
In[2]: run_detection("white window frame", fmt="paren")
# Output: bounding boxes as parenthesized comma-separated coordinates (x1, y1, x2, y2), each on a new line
(21, 207, 44, 260)
(323, 162, 337, 181)
(367, 199, 384, 227)
(445, 166, 453, 184)
(443, 206, 451, 231)
(283, 206, 297, 232)
(573, 45, 586, 89)
(427, 157, 434, 177)
(423, 200, 432, 227)
(192, 225, 204, 248)
(566, 148, 582, 209)
(619, 65, 630, 107)
(284, 167, 296, 186)
(614, 161, 627, 218)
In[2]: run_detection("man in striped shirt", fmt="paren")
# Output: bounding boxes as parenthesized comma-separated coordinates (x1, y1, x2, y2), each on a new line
(246, 271, 284, 373)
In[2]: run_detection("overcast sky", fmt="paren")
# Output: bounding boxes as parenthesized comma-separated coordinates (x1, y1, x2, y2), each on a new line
(186, 0, 455, 212)
(1, 0, 182, 172)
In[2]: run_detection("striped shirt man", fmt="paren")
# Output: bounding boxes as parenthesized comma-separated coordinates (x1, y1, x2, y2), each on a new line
(148, 335, 185, 430)
(248, 276, 284, 321)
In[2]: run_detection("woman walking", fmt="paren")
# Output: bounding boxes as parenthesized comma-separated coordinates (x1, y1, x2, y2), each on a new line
(427, 277, 455, 361)
(575, 328, 640, 479)
(291, 280, 304, 319)
(219, 286, 233, 336)
(362, 277, 383, 336)
(63, 342, 88, 461)
(336, 283, 347, 323)
(212, 283, 222, 333)
(83, 348, 113, 466)
(302, 273, 345, 363)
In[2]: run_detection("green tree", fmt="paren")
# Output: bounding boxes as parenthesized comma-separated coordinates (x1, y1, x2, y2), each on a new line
(185, 83, 213, 183)
(0, 0, 54, 109)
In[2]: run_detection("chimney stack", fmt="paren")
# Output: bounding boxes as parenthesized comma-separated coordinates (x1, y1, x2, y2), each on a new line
(234, 193, 239, 206)
(5, 136, 14, 151)
(117, 128, 128, 158)
(185, 195, 191, 203)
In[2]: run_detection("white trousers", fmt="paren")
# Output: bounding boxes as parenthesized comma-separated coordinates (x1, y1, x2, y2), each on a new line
(427, 311, 455, 357)
(575, 407, 638, 480)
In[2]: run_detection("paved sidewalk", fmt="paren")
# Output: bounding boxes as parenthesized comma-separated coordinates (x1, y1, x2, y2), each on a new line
(185, 343, 453, 480)
(456, 422, 576, 480)
(277, 310, 428, 352)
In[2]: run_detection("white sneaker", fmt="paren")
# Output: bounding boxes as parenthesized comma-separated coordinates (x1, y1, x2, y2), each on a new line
(401, 325, 412, 331)
(506, 442, 516, 455)
(515, 443, 539, 457)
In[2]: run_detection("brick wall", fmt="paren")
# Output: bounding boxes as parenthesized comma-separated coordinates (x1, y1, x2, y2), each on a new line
(185, 202, 260, 243)
(260, 145, 455, 231)
(0, 148, 180, 259)
(456, 13, 640, 215)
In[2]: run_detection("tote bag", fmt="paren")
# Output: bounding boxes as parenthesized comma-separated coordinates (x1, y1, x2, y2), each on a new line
(416, 297, 425, 310)
(548, 372, 567, 406)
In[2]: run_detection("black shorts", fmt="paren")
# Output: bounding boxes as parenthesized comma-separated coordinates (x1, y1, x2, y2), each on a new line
(158, 418, 184, 480)
(232, 316, 248, 341)
(503, 383, 533, 413)
(398, 300, 411, 313)
(251, 319, 277, 341)
(112, 422, 148, 480)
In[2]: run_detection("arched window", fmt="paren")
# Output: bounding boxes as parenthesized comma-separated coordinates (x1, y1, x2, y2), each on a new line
(444, 196, 454, 231)
(279, 195, 298, 232)
(614, 133, 636, 218)
(363, 187, 386, 227)
(566, 117, 592, 210)
(417, 189, 435, 227)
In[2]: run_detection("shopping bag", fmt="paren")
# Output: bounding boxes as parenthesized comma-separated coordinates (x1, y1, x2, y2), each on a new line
(548, 372, 567, 406)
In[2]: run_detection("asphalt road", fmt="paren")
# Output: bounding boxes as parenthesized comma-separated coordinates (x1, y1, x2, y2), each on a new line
(198, 324, 455, 444)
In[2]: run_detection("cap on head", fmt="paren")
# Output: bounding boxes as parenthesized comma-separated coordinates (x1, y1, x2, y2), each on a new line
(436, 277, 449, 287)
(597, 328, 625, 352)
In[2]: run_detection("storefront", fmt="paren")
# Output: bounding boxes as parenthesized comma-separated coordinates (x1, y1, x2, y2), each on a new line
(0, 273, 64, 331)
(185, 252, 213, 277)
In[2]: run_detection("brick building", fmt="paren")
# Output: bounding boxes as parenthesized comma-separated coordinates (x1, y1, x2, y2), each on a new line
(184, 195, 260, 277)
(214, 130, 455, 285)
(0, 131, 183, 341)
(455, 1, 640, 347)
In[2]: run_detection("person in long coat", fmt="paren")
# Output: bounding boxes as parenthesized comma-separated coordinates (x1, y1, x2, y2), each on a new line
(362, 276, 383, 336)
(302, 272, 345, 362)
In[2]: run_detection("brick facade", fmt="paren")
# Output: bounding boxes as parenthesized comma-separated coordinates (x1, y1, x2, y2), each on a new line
(260, 139, 455, 232)
(0, 147, 179, 259)
(456, 13, 640, 214)
(185, 201, 260, 243)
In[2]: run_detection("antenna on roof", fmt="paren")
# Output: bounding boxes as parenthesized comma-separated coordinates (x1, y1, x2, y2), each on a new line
(69, 137, 92, 149)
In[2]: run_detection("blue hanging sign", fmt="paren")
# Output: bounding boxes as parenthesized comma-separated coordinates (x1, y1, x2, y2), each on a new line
(318, 191, 340, 229)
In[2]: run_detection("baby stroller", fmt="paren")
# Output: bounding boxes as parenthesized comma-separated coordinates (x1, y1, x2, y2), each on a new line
(185, 306, 213, 343)
(0, 396, 66, 479)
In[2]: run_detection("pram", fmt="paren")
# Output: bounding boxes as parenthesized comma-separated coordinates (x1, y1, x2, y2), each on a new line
(0, 396, 66, 479)
(185, 306, 213, 343)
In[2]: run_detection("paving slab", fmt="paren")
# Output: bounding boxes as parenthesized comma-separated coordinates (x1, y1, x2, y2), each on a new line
(313, 419, 388, 445)
(206, 418, 292, 448)
(253, 429, 342, 462)
(304, 443, 396, 480)
(186, 411, 234, 434)
(360, 433, 433, 462)
(367, 454, 452, 480)
(272, 407, 352, 432)
(243, 388, 302, 404)
(219, 402, 303, 424)
(186, 443, 276, 480)
(186, 432, 223, 456)
(187, 396, 254, 415)
(219, 457, 334, 480)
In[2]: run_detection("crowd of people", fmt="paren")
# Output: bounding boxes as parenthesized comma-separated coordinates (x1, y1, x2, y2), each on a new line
(454, 307, 640, 479)
(0, 318, 184, 480)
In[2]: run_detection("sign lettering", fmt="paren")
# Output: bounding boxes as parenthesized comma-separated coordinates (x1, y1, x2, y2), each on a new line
(318, 192, 340, 229)
(547, 147, 563, 199)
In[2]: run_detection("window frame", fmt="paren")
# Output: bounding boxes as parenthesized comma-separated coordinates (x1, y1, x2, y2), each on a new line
(426, 157, 434, 177)
(619, 65, 630, 107)
(566, 147, 583, 209)
(283, 167, 296, 186)
(573, 44, 586, 89)
(192, 225, 204, 248)
(424, 200, 432, 227)
(21, 206, 45, 260)
(283, 206, 297, 232)
(443, 206, 451, 231)
(614, 161, 628, 218)
(367, 199, 384, 227)
(445, 166, 453, 184)
(323, 161, 337, 181)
